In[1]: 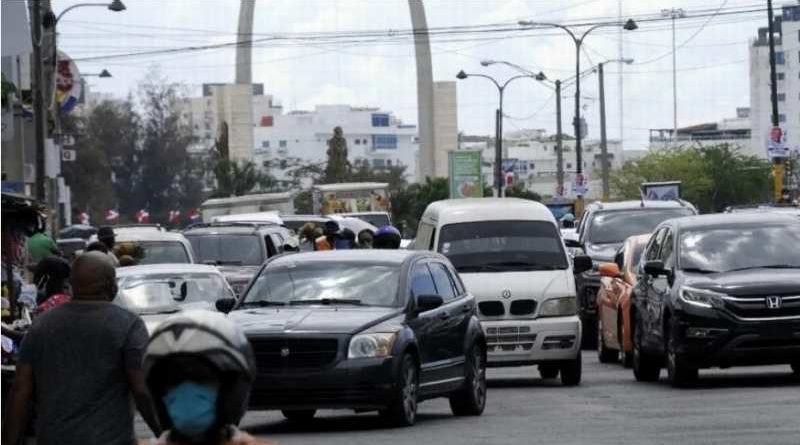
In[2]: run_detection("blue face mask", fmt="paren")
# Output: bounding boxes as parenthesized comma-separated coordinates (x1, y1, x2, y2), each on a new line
(163, 382, 218, 437)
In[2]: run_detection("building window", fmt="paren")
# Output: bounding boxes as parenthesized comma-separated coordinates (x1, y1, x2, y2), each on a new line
(779, 114, 786, 122)
(372, 134, 398, 149)
(372, 158, 386, 168)
(261, 140, 270, 148)
(778, 93, 786, 102)
(260, 116, 274, 127)
(355, 139, 360, 145)
(778, 72, 786, 80)
(279, 140, 287, 148)
(371, 113, 390, 127)
(566, 162, 572, 169)
(776, 51, 785, 64)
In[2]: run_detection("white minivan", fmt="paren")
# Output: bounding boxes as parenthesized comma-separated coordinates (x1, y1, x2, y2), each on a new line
(416, 198, 592, 385)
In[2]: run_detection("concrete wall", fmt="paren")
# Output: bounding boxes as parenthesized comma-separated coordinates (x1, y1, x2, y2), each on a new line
(432, 81, 458, 177)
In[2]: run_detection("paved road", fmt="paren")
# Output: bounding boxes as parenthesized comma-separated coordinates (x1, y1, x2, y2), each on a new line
(139, 352, 800, 444)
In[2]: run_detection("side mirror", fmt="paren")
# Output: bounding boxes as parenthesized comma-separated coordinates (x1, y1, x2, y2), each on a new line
(643, 260, 669, 277)
(564, 238, 582, 249)
(415, 294, 444, 313)
(599, 262, 621, 278)
(216, 297, 236, 313)
(572, 255, 593, 274)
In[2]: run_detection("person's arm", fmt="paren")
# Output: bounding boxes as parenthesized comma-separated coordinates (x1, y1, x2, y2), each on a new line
(127, 369, 161, 437)
(2, 363, 34, 445)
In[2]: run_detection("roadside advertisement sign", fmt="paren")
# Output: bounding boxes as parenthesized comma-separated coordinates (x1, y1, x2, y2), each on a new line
(641, 181, 681, 200)
(767, 127, 790, 160)
(56, 51, 82, 115)
(572, 173, 589, 196)
(449, 151, 483, 199)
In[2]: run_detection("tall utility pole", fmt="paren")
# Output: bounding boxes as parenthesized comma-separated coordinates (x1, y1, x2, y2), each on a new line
(31, 0, 46, 201)
(555, 80, 564, 195)
(662, 8, 685, 144)
(767, 0, 785, 201)
(618, 0, 624, 151)
(598, 63, 610, 200)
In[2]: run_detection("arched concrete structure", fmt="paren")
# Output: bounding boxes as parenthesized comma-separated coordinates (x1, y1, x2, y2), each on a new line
(408, 0, 435, 180)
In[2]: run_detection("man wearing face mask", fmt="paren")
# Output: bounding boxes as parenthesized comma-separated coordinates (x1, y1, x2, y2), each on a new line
(142, 311, 274, 445)
(3, 251, 161, 445)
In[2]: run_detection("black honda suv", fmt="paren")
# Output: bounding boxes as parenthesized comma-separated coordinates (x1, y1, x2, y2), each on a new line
(631, 213, 800, 387)
(217, 250, 486, 426)
(569, 200, 697, 347)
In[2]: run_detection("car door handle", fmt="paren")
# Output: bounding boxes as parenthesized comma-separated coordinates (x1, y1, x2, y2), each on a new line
(460, 304, 473, 313)
(438, 311, 450, 320)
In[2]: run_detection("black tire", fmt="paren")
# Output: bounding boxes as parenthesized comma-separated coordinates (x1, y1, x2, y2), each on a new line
(538, 364, 560, 379)
(666, 322, 698, 388)
(281, 409, 316, 422)
(449, 344, 487, 416)
(560, 353, 582, 386)
(632, 315, 660, 382)
(597, 318, 619, 363)
(581, 313, 598, 350)
(792, 362, 800, 375)
(380, 354, 419, 427)
(622, 350, 634, 368)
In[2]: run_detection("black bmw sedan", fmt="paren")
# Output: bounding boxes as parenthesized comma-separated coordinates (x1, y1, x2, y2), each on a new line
(216, 250, 487, 426)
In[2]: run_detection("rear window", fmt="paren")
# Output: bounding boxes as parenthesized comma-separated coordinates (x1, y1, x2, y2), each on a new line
(587, 208, 694, 245)
(136, 242, 191, 265)
(186, 234, 264, 266)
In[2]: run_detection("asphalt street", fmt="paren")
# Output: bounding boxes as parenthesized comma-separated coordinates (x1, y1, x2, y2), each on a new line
(137, 351, 800, 444)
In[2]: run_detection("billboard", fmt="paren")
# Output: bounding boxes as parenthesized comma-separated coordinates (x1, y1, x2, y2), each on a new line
(449, 151, 483, 199)
(641, 181, 681, 201)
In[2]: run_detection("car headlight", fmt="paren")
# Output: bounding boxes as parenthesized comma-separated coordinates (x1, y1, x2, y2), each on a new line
(347, 333, 397, 359)
(538, 297, 578, 317)
(679, 286, 725, 309)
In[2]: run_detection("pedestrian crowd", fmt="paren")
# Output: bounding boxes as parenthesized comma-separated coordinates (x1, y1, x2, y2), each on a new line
(2, 220, 406, 444)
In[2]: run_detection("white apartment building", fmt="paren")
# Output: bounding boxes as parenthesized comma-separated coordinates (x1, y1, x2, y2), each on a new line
(649, 107, 751, 151)
(750, 2, 800, 158)
(252, 105, 419, 183)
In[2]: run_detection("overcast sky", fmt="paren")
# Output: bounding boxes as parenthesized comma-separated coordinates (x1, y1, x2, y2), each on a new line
(56, 0, 767, 150)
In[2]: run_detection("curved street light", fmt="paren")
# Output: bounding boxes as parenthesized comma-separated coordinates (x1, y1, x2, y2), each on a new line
(455, 69, 546, 197)
(518, 18, 637, 212)
(56, 0, 126, 23)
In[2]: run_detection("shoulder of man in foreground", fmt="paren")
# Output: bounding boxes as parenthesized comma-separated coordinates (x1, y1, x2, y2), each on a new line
(140, 430, 278, 445)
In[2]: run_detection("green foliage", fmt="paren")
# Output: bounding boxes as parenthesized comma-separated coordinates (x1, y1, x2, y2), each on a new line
(293, 190, 313, 214)
(212, 160, 274, 197)
(611, 144, 771, 213)
(350, 159, 408, 194)
(505, 183, 541, 201)
(1, 72, 17, 108)
(391, 177, 449, 237)
(322, 126, 351, 183)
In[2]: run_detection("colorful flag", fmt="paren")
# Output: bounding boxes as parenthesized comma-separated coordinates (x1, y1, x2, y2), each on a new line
(105, 209, 120, 223)
(188, 209, 201, 222)
(168, 210, 181, 225)
(136, 209, 150, 224)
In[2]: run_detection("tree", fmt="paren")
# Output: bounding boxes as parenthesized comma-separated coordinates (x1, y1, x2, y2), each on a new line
(391, 177, 449, 237)
(349, 159, 408, 194)
(505, 183, 542, 201)
(212, 160, 274, 197)
(136, 69, 201, 221)
(322, 126, 351, 183)
(611, 144, 771, 213)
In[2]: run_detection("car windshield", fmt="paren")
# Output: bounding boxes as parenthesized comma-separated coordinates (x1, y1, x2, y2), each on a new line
(679, 223, 800, 273)
(587, 209, 694, 244)
(136, 242, 191, 264)
(243, 261, 401, 307)
(115, 272, 229, 315)
(187, 234, 263, 266)
(351, 214, 391, 228)
(438, 220, 568, 273)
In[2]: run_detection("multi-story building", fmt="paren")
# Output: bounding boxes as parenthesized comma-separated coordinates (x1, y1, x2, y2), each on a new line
(649, 107, 751, 151)
(750, 1, 800, 158)
(252, 105, 419, 184)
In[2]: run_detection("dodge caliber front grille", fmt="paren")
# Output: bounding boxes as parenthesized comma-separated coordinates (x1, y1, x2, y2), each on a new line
(722, 295, 800, 320)
(248, 337, 339, 371)
(485, 326, 537, 352)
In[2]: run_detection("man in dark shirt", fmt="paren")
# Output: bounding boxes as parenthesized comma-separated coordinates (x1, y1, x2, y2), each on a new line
(3, 251, 160, 444)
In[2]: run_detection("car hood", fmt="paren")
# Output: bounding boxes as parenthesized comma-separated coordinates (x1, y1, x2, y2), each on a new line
(228, 306, 401, 335)
(684, 268, 800, 296)
(139, 302, 217, 334)
(217, 265, 259, 283)
(585, 243, 622, 262)
(460, 270, 575, 302)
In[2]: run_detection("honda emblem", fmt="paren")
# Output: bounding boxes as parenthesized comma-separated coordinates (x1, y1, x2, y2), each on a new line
(280, 347, 291, 357)
(765, 296, 783, 310)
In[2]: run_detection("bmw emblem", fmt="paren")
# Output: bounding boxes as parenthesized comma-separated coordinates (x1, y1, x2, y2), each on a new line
(502, 289, 512, 299)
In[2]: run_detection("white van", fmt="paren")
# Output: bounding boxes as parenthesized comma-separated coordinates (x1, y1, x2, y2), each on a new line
(416, 198, 592, 385)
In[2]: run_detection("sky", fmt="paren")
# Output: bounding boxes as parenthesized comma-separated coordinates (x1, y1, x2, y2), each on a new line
(54, 0, 771, 150)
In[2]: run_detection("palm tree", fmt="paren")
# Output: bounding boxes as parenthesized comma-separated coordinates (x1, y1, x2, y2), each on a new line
(213, 160, 274, 197)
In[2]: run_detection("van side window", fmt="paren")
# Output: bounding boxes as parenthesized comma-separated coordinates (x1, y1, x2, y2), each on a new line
(429, 228, 436, 250)
(265, 235, 277, 258)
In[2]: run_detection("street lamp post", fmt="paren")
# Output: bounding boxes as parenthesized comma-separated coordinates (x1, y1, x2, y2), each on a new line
(456, 69, 544, 197)
(519, 19, 637, 214)
(661, 8, 686, 145)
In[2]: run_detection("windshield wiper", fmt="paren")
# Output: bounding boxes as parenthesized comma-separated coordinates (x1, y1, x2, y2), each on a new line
(240, 300, 285, 307)
(681, 267, 719, 274)
(290, 298, 363, 306)
(724, 264, 800, 273)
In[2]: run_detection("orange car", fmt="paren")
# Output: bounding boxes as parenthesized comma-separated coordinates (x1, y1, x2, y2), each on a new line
(595, 234, 649, 366)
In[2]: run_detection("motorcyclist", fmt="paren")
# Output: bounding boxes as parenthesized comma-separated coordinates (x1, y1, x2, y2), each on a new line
(373, 225, 402, 249)
(142, 310, 274, 445)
